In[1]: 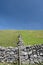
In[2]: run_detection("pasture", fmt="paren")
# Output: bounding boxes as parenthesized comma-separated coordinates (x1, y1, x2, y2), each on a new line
(0, 30, 43, 47)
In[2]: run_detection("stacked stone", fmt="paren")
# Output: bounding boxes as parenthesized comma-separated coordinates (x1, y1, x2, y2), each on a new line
(17, 34, 23, 46)
(0, 46, 18, 63)
(25, 44, 43, 64)
(0, 44, 43, 64)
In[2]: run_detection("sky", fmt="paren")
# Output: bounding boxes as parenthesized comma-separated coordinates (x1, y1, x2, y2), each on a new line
(0, 0, 43, 30)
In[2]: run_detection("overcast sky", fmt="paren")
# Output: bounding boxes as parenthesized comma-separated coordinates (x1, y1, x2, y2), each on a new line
(0, 0, 43, 30)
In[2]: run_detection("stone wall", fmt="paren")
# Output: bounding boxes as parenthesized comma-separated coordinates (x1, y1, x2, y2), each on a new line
(0, 44, 43, 64)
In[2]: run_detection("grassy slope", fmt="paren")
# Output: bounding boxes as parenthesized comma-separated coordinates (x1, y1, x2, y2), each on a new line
(0, 30, 43, 47)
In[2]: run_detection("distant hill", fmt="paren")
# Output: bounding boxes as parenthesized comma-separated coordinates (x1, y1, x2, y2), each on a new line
(0, 30, 43, 47)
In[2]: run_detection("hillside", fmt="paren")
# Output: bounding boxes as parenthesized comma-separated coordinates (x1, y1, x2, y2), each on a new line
(0, 30, 43, 47)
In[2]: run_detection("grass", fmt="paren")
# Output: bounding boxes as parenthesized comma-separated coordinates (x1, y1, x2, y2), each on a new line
(0, 63, 43, 65)
(0, 30, 43, 47)
(0, 30, 43, 65)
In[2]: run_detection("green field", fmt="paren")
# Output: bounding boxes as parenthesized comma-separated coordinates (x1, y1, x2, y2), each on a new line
(0, 30, 43, 47)
(0, 62, 43, 65)
(0, 30, 43, 65)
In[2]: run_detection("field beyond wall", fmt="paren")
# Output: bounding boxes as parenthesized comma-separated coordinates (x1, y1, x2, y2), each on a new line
(0, 30, 43, 47)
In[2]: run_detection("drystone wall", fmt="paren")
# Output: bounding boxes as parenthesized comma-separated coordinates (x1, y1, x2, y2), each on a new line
(0, 44, 43, 64)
